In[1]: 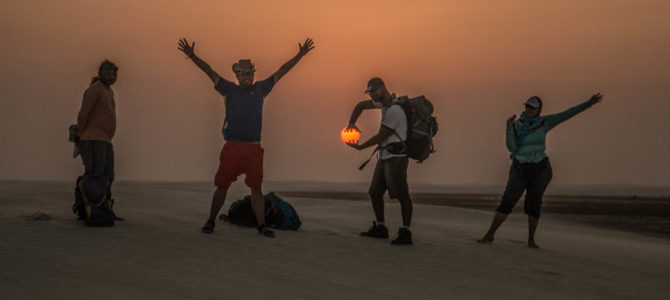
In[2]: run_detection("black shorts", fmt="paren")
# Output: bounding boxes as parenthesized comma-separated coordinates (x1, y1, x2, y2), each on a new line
(79, 140, 115, 181)
(368, 156, 409, 199)
(496, 158, 553, 218)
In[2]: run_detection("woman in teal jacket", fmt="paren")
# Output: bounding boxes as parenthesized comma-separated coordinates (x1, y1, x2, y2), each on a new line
(478, 93, 603, 248)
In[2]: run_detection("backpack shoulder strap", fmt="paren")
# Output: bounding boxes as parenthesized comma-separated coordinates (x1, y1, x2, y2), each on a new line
(358, 145, 380, 170)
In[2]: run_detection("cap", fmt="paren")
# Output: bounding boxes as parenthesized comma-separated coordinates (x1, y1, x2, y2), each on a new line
(365, 77, 385, 94)
(524, 96, 541, 108)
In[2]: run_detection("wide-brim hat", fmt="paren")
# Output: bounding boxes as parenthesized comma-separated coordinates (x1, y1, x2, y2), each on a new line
(232, 59, 255, 73)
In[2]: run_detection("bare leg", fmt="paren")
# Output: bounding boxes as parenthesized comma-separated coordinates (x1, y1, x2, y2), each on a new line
(527, 216, 539, 248)
(250, 187, 274, 238)
(397, 195, 412, 227)
(371, 194, 385, 223)
(478, 212, 509, 243)
(250, 187, 265, 227)
(208, 187, 228, 221)
(202, 187, 227, 233)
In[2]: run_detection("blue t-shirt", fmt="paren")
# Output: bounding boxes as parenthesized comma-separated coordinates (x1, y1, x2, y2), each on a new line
(214, 76, 276, 142)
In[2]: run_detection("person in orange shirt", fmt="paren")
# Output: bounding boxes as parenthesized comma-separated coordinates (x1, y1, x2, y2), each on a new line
(75, 60, 118, 195)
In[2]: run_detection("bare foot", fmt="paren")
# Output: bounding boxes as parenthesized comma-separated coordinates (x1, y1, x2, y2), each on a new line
(527, 241, 539, 248)
(477, 236, 494, 244)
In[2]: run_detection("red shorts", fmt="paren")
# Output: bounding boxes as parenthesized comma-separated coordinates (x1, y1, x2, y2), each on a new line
(214, 141, 264, 188)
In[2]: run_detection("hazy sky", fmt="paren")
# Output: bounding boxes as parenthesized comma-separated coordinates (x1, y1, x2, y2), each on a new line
(1, 0, 669, 186)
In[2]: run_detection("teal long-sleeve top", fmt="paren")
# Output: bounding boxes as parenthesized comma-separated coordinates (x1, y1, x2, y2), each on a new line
(506, 100, 593, 163)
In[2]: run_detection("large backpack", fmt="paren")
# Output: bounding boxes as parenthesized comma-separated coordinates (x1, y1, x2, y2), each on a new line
(393, 95, 438, 163)
(220, 192, 302, 230)
(72, 175, 115, 227)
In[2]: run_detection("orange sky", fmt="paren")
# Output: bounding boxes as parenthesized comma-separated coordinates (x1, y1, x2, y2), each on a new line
(1, 0, 669, 187)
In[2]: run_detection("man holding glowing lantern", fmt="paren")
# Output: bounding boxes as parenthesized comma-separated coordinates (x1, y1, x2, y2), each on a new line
(177, 37, 314, 237)
(345, 77, 413, 245)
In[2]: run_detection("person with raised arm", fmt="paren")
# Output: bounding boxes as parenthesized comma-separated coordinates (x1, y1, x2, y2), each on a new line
(478, 93, 604, 248)
(177, 37, 314, 237)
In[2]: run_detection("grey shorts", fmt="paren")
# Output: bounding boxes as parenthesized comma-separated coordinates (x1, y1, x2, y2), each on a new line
(79, 140, 115, 181)
(369, 156, 409, 199)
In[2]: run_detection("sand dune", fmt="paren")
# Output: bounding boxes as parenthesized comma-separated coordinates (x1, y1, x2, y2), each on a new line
(1, 181, 669, 299)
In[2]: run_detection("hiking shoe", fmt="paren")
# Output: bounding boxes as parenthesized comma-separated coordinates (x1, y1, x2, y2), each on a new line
(391, 228, 413, 245)
(360, 221, 389, 239)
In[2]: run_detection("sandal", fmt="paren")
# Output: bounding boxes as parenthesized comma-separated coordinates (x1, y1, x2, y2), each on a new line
(257, 224, 275, 238)
(201, 219, 215, 234)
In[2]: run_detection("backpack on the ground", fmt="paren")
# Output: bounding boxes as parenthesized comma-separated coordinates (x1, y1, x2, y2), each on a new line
(265, 192, 302, 230)
(393, 95, 438, 162)
(222, 195, 258, 227)
(72, 175, 115, 226)
(220, 192, 302, 230)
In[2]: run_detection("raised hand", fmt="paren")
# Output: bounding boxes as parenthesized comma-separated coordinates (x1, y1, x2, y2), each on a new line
(178, 38, 196, 58)
(588, 93, 603, 106)
(298, 38, 315, 56)
(273, 38, 315, 82)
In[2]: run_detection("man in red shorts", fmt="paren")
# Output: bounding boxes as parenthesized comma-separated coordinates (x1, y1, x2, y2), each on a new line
(178, 37, 314, 237)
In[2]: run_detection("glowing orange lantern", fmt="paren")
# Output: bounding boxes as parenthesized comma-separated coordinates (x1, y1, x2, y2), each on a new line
(340, 127, 361, 144)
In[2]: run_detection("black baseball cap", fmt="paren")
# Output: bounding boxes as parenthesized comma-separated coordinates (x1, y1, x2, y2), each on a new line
(365, 77, 385, 94)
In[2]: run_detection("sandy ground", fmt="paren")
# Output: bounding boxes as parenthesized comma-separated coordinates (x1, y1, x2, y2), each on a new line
(279, 190, 670, 235)
(1, 181, 669, 299)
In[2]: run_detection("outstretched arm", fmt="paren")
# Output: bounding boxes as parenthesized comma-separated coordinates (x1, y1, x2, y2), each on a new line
(544, 93, 603, 131)
(272, 38, 314, 83)
(178, 38, 222, 84)
(346, 100, 376, 132)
